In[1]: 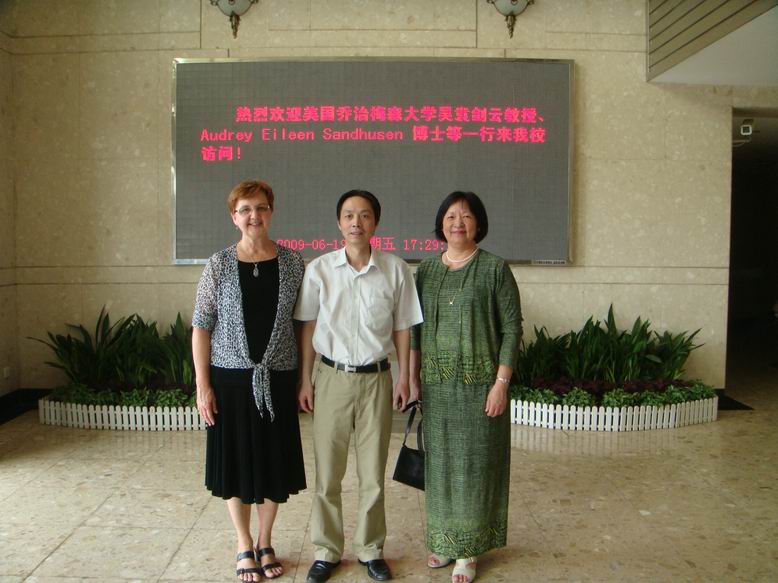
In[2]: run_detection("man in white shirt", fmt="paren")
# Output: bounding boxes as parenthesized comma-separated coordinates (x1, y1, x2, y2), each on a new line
(295, 190, 423, 583)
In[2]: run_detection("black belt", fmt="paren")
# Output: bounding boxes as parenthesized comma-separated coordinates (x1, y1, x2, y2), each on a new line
(321, 356, 390, 374)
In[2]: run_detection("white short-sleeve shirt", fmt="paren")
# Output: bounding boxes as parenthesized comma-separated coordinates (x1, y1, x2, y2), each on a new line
(294, 247, 423, 366)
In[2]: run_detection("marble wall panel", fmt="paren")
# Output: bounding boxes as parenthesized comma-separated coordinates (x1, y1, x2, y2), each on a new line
(79, 52, 158, 160)
(78, 159, 160, 266)
(310, 0, 474, 31)
(268, 0, 311, 31)
(0, 48, 14, 270)
(77, 0, 163, 35)
(81, 283, 160, 325)
(12, 53, 80, 162)
(309, 30, 475, 48)
(662, 85, 732, 163)
(15, 158, 159, 267)
(17, 283, 83, 387)
(159, 0, 202, 33)
(0, 30, 11, 53)
(156, 282, 198, 329)
(575, 159, 731, 268)
(0, 0, 80, 38)
(0, 286, 18, 394)
(545, 0, 645, 35)
(573, 51, 666, 161)
(516, 280, 586, 338)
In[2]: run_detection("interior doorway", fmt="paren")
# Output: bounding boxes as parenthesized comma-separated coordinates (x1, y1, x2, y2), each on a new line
(726, 110, 778, 407)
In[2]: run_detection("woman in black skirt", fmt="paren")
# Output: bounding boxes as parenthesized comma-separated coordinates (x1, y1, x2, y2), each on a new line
(192, 179, 306, 582)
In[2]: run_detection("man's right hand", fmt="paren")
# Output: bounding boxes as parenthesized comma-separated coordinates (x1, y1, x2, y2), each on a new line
(298, 380, 314, 413)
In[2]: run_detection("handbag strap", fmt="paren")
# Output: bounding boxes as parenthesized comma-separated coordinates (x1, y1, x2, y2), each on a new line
(402, 405, 424, 453)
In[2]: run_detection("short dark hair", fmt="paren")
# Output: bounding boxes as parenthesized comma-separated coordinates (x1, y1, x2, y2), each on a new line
(336, 190, 382, 224)
(434, 191, 489, 243)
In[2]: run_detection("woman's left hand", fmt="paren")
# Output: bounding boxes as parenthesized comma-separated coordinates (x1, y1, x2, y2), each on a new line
(484, 382, 508, 417)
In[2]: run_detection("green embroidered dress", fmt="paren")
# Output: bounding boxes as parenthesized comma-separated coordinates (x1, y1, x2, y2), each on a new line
(411, 249, 522, 558)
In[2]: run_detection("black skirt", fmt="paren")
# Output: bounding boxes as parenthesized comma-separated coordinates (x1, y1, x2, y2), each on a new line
(205, 366, 307, 504)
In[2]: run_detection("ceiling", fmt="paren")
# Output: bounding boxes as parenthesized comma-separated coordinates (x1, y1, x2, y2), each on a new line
(650, 7, 778, 163)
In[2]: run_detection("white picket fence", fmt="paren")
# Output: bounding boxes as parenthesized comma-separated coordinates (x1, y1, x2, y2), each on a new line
(38, 397, 206, 431)
(510, 396, 717, 432)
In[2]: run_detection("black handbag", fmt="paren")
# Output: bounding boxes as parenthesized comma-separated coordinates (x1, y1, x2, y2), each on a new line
(392, 401, 424, 490)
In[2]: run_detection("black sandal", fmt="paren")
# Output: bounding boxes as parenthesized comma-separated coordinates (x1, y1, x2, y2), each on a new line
(256, 546, 283, 579)
(235, 550, 261, 581)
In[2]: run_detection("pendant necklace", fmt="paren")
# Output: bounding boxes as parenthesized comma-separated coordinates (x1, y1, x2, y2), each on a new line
(252, 263, 259, 278)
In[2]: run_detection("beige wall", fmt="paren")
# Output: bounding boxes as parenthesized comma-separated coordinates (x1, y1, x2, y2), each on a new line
(0, 22, 17, 396)
(1, 0, 776, 389)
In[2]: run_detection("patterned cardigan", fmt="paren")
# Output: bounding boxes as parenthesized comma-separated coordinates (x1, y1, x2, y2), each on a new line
(192, 244, 304, 420)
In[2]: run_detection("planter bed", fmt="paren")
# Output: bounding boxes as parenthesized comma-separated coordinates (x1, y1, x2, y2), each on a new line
(510, 396, 718, 431)
(38, 396, 205, 431)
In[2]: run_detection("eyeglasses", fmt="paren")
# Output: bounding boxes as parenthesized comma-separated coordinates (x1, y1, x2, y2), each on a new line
(235, 204, 272, 216)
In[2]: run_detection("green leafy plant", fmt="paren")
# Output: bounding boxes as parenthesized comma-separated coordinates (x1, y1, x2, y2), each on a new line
(637, 391, 665, 407)
(660, 385, 688, 405)
(651, 329, 701, 380)
(562, 387, 596, 407)
(602, 388, 638, 408)
(159, 314, 195, 389)
(682, 381, 716, 401)
(30, 307, 134, 390)
(517, 326, 566, 385)
(153, 388, 191, 408)
(520, 387, 559, 405)
(119, 388, 153, 407)
(112, 316, 163, 390)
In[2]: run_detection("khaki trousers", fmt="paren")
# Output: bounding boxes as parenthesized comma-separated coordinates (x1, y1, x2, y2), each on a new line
(311, 362, 393, 562)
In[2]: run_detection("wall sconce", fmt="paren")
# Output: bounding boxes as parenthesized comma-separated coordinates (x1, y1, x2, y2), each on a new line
(487, 0, 534, 38)
(210, 0, 259, 39)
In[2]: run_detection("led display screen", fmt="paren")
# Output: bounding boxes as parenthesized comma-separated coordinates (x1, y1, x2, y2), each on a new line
(174, 59, 572, 263)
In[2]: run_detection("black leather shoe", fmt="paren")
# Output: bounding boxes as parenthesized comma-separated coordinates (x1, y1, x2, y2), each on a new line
(306, 560, 340, 583)
(358, 558, 392, 581)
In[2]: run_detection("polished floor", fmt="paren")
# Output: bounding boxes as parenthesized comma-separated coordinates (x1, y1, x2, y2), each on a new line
(1, 335, 776, 582)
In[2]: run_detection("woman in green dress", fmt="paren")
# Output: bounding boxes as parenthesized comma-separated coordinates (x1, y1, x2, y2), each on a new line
(410, 191, 522, 583)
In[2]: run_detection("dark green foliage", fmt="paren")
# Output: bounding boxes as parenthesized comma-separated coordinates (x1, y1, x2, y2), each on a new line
(516, 326, 566, 383)
(601, 388, 638, 408)
(32, 307, 196, 400)
(31, 307, 135, 390)
(562, 387, 596, 407)
(518, 304, 702, 387)
(119, 388, 153, 407)
(159, 314, 195, 389)
(637, 391, 666, 407)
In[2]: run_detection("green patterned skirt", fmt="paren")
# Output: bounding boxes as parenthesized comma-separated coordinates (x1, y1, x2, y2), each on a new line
(423, 379, 511, 558)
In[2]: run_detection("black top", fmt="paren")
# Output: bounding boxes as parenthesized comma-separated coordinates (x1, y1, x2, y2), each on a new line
(238, 257, 279, 363)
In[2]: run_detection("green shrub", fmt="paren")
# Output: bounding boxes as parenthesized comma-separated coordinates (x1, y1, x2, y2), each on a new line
(522, 388, 559, 405)
(683, 381, 716, 401)
(153, 389, 191, 408)
(119, 388, 153, 407)
(562, 387, 595, 407)
(33, 307, 196, 397)
(637, 391, 665, 407)
(660, 385, 688, 405)
(602, 388, 637, 408)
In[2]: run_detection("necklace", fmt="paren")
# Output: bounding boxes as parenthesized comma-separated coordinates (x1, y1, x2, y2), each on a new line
(445, 246, 478, 264)
(252, 263, 259, 278)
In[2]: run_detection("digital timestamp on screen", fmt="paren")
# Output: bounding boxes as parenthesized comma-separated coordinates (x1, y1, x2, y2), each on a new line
(275, 237, 447, 253)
